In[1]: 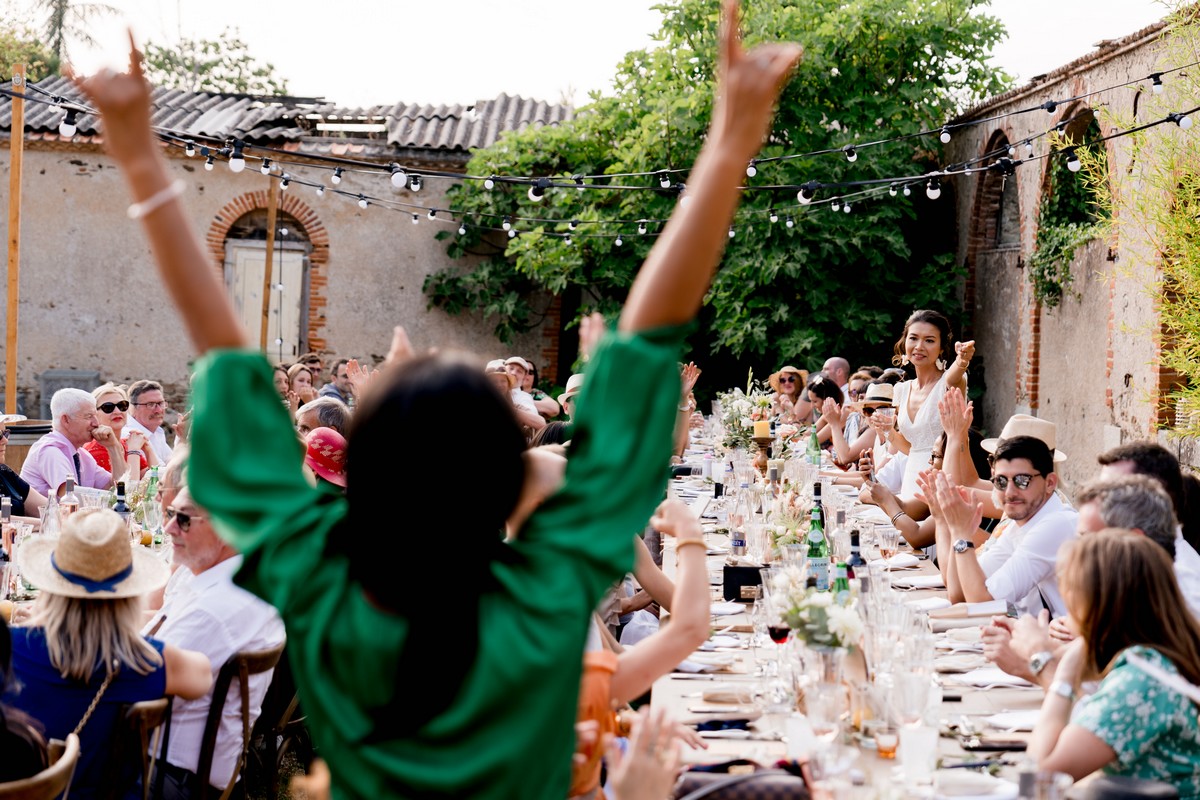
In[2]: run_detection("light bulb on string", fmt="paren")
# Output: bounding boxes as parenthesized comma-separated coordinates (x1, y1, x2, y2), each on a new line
(573, 175, 585, 191)
(1007, 144, 1017, 158)
(1066, 150, 1082, 172)
(1024, 141, 1034, 158)
(1152, 73, 1164, 94)
(357, 195, 368, 209)
(184, 140, 196, 158)
(261, 158, 272, 175)
(746, 161, 757, 178)
(903, 184, 912, 197)
(409, 175, 423, 192)
(507, 228, 517, 239)
(614, 235, 623, 246)
(658, 170, 671, 189)
(728, 226, 735, 238)
(390, 164, 408, 188)
(527, 181, 546, 202)
(843, 203, 851, 214)
(638, 220, 648, 235)
(315, 185, 325, 198)
(926, 177, 941, 200)
(228, 143, 245, 173)
(888, 184, 897, 197)
(485, 176, 496, 190)
(1174, 112, 1193, 130)
(797, 186, 815, 205)
(843, 145, 857, 163)
(58, 109, 77, 137)
(204, 154, 215, 171)
(411, 214, 419, 225)
(331, 167, 343, 185)
(280, 174, 291, 189)
(831, 200, 841, 212)
(565, 235, 573, 246)
(502, 216, 513, 231)
(769, 209, 779, 223)
(569, 220, 579, 231)
(458, 223, 467, 235)
(428, 209, 437, 220)
(939, 127, 952, 144)
(785, 215, 794, 228)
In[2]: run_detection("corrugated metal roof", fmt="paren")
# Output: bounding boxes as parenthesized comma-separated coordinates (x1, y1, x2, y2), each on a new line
(0, 76, 573, 156)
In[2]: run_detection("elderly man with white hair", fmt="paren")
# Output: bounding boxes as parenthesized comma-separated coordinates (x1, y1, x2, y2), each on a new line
(21, 387, 127, 497)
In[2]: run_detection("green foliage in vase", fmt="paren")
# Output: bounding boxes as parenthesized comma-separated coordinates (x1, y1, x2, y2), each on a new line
(425, 0, 1011, 370)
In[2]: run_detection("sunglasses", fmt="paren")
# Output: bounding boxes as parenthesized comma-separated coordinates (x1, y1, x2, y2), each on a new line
(991, 473, 1041, 491)
(98, 401, 130, 414)
(778, 376, 797, 384)
(165, 508, 205, 531)
(0, 429, 8, 441)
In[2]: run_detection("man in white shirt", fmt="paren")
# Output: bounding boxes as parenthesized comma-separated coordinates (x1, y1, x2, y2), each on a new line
(937, 435, 1077, 617)
(503, 357, 546, 432)
(144, 485, 285, 799)
(124, 379, 174, 462)
(822, 356, 850, 397)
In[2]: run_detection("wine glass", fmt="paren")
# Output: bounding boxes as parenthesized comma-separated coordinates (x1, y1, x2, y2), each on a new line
(890, 672, 933, 729)
(878, 525, 901, 561)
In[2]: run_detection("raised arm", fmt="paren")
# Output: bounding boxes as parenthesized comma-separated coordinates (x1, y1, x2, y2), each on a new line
(618, 1, 801, 333)
(71, 33, 246, 353)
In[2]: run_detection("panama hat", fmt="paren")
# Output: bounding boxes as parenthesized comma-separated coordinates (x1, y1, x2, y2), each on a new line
(768, 366, 808, 393)
(859, 383, 895, 407)
(305, 427, 348, 488)
(559, 373, 585, 403)
(504, 356, 533, 372)
(19, 509, 169, 599)
(981, 414, 1068, 463)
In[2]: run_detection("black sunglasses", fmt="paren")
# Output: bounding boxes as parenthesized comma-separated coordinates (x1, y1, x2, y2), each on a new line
(778, 376, 797, 384)
(98, 401, 130, 414)
(0, 429, 9, 441)
(991, 473, 1041, 491)
(165, 508, 205, 532)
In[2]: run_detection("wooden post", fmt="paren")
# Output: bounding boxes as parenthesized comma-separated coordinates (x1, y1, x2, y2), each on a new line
(5, 64, 26, 416)
(260, 178, 280, 350)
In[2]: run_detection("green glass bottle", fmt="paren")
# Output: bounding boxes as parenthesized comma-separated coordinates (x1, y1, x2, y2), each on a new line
(807, 506, 830, 591)
(833, 562, 851, 605)
(806, 425, 821, 466)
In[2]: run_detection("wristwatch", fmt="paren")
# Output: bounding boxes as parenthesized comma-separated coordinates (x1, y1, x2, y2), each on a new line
(953, 539, 976, 554)
(1029, 650, 1054, 677)
(1049, 680, 1077, 702)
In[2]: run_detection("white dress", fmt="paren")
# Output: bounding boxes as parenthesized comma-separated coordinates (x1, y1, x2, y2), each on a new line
(893, 371, 950, 499)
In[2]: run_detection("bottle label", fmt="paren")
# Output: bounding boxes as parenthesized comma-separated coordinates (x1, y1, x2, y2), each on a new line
(809, 556, 830, 591)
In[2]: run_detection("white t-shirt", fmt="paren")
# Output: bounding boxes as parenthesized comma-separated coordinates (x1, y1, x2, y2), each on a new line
(510, 388, 539, 417)
(977, 493, 1077, 617)
(1173, 532, 1200, 621)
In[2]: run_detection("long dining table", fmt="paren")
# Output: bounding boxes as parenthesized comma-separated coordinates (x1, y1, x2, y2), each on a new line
(649, 473, 1044, 797)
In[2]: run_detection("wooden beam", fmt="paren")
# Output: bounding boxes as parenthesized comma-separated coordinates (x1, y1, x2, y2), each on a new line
(5, 64, 26, 416)
(260, 178, 280, 351)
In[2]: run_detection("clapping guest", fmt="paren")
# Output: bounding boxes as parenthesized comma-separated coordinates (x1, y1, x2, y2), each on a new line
(1029, 532, 1200, 795)
(769, 365, 811, 424)
(807, 374, 843, 445)
(287, 363, 317, 407)
(78, 10, 801, 795)
(85, 383, 158, 477)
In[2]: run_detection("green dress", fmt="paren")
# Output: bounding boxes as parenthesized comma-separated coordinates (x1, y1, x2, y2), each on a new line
(1072, 645, 1200, 798)
(187, 326, 683, 799)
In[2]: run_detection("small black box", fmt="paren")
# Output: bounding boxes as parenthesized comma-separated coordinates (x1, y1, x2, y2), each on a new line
(722, 564, 763, 602)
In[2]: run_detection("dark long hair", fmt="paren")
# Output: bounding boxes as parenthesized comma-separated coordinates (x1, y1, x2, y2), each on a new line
(892, 309, 955, 368)
(335, 352, 527, 738)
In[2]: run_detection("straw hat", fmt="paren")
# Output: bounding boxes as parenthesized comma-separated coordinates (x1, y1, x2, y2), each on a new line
(981, 414, 1068, 463)
(19, 509, 169, 599)
(859, 383, 895, 407)
(559, 373, 585, 403)
(768, 366, 808, 393)
(305, 427, 348, 488)
(485, 361, 517, 390)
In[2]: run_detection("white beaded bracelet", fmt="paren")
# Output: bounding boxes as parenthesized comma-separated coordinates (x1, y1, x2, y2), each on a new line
(127, 179, 186, 220)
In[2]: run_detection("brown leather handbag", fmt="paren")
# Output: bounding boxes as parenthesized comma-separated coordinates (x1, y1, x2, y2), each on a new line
(672, 759, 812, 800)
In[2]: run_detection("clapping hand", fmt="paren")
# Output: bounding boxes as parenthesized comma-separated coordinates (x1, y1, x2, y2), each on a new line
(680, 362, 702, 399)
(932, 471, 982, 539)
(937, 387, 973, 441)
(819, 396, 841, 425)
(606, 707, 682, 800)
(125, 430, 147, 453)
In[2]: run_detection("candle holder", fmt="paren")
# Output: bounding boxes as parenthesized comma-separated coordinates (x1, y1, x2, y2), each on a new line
(752, 436, 773, 477)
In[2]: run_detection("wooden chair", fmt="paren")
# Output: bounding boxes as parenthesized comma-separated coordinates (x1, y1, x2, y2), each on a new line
(195, 641, 286, 800)
(245, 650, 312, 799)
(0, 732, 80, 800)
(124, 698, 171, 800)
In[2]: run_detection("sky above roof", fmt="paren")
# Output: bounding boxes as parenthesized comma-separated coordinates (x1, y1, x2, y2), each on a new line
(7, 0, 1171, 108)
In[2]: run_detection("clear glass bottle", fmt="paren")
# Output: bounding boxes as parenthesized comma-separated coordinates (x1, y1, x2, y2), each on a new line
(60, 476, 80, 520)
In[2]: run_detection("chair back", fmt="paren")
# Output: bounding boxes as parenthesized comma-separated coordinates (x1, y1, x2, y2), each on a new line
(0, 732, 80, 800)
(124, 699, 170, 800)
(245, 648, 311, 799)
(195, 641, 285, 800)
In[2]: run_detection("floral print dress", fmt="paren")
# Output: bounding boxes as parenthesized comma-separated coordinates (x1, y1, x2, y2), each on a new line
(1072, 645, 1200, 798)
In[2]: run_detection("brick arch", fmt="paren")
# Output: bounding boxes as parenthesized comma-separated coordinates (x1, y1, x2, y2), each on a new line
(205, 191, 332, 351)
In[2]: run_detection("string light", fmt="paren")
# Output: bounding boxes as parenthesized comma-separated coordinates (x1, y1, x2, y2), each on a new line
(1065, 150, 1082, 172)
(1172, 112, 1194, 130)
(785, 215, 795, 228)
(769, 209, 779, 223)
(507, 228, 517, 238)
(390, 164, 408, 188)
(888, 184, 897, 197)
(939, 127, 952, 144)
(428, 209, 437, 219)
(485, 176, 496, 190)
(573, 175, 585, 191)
(843, 145, 858, 163)
(569, 220, 579, 231)
(411, 214, 419, 224)
(204, 154, 215, 171)
(638, 220, 648, 235)
(926, 177, 942, 200)
(728, 226, 735, 238)
(502, 215, 513, 231)
(409, 175, 423, 192)
(315, 185, 325, 198)
(903, 185, 912, 197)
(458, 223, 467, 235)
(528, 178, 548, 202)
(798, 186, 815, 205)
(261, 158, 272, 175)
(843, 203, 852, 214)
(357, 195, 368, 209)
(1152, 73, 1164, 94)
(658, 170, 671, 189)
(280, 173, 291, 189)
(1024, 141, 1034, 158)
(1007, 144, 1017, 158)
(184, 140, 196, 158)
(565, 235, 573, 246)
(614, 235, 623, 246)
(746, 161, 758, 177)
(228, 143, 245, 173)
(831, 200, 841, 212)
(58, 109, 77, 137)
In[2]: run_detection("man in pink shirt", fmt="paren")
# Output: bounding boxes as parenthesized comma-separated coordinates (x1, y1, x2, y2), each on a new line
(20, 388, 126, 497)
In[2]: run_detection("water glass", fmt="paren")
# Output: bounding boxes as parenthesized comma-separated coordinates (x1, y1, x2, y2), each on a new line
(898, 725, 938, 784)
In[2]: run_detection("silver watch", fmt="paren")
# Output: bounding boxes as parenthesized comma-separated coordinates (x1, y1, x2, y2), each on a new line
(1029, 650, 1054, 676)
(953, 539, 975, 554)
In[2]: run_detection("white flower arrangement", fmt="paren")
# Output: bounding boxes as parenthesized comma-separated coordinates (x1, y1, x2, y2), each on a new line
(716, 369, 773, 451)
(770, 566, 864, 649)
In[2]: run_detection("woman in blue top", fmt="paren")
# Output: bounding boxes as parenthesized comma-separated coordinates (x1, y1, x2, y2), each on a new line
(1031, 531, 1200, 797)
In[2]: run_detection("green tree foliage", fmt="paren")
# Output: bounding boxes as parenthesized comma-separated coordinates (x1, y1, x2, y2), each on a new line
(32, 0, 115, 62)
(142, 29, 290, 96)
(0, 23, 59, 82)
(425, 0, 1010, 373)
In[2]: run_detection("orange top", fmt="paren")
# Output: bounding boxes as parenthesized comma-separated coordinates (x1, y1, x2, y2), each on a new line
(568, 650, 620, 798)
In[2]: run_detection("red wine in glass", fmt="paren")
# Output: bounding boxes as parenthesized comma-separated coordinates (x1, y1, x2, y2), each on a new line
(767, 625, 790, 644)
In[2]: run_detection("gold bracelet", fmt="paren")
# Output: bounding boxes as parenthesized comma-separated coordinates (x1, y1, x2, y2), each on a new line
(675, 538, 707, 553)
(890, 510, 906, 526)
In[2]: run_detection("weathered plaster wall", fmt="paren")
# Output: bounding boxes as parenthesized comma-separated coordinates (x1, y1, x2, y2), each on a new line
(0, 144, 549, 411)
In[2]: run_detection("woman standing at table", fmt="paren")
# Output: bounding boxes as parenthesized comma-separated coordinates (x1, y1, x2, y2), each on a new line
(889, 310, 973, 499)
(1030, 532, 1200, 795)
(71, 8, 801, 798)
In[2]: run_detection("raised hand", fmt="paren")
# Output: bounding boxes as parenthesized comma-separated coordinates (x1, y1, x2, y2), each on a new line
(955, 340, 976, 366)
(680, 362, 702, 398)
(819, 396, 841, 425)
(933, 471, 982, 539)
(66, 31, 156, 166)
(606, 707, 682, 800)
(938, 387, 973, 441)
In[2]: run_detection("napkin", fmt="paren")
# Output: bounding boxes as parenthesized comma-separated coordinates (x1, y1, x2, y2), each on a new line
(892, 574, 947, 590)
(907, 596, 952, 612)
(676, 652, 737, 673)
(852, 506, 891, 523)
(982, 709, 1040, 731)
(697, 635, 742, 651)
(946, 666, 1034, 688)
(934, 653, 988, 673)
(934, 770, 1019, 799)
(702, 685, 757, 704)
(710, 601, 745, 616)
(870, 553, 920, 570)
